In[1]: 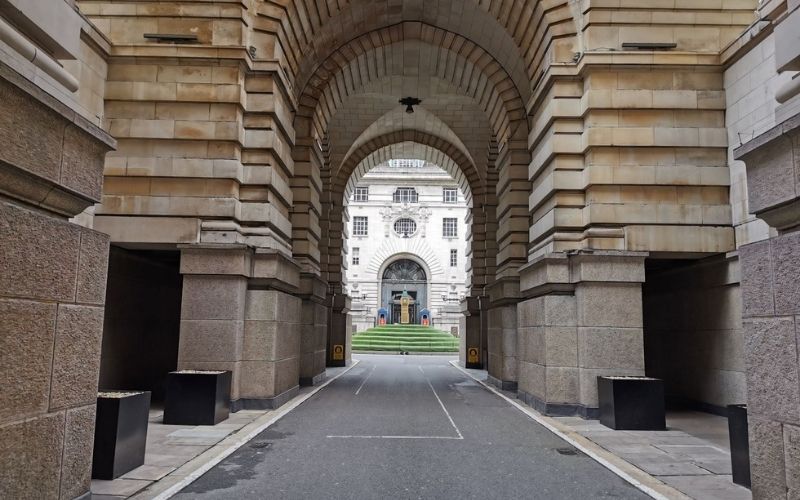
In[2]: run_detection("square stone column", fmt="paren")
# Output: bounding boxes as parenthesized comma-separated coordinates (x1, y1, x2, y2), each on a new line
(0, 66, 114, 499)
(485, 277, 521, 390)
(735, 116, 800, 499)
(179, 246, 303, 410)
(326, 293, 351, 367)
(517, 251, 646, 417)
(459, 296, 487, 369)
(298, 273, 328, 385)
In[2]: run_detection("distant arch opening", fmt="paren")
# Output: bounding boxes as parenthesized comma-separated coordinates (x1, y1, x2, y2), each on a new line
(381, 259, 427, 324)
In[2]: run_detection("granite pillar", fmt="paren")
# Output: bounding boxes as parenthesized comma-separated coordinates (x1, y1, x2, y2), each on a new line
(178, 246, 303, 410)
(0, 64, 114, 499)
(327, 293, 351, 367)
(485, 278, 521, 390)
(517, 251, 646, 417)
(735, 114, 800, 499)
(459, 296, 488, 369)
(298, 273, 328, 385)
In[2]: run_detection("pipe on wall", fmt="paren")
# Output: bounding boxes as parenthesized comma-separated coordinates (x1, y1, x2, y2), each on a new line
(0, 16, 79, 92)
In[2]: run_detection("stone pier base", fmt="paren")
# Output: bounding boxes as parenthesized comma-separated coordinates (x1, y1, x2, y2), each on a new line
(178, 246, 303, 410)
(459, 296, 487, 369)
(298, 274, 328, 386)
(327, 293, 351, 367)
(486, 278, 521, 391)
(517, 251, 647, 418)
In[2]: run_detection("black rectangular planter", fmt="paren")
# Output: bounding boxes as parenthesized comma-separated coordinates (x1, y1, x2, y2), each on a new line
(92, 391, 151, 480)
(728, 404, 751, 488)
(598, 376, 666, 430)
(164, 370, 231, 425)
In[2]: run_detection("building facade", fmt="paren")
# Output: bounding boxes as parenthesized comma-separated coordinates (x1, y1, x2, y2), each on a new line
(345, 160, 469, 333)
(1, 0, 800, 498)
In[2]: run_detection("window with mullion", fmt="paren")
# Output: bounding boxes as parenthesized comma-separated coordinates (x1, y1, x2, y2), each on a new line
(353, 216, 368, 236)
(354, 186, 369, 202)
(393, 187, 418, 204)
(443, 218, 457, 238)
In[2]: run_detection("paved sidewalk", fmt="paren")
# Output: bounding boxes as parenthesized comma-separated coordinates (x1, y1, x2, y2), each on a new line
(91, 409, 272, 498)
(461, 366, 750, 500)
(555, 416, 751, 500)
(90, 365, 352, 499)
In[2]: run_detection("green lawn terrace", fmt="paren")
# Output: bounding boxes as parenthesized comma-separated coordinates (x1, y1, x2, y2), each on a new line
(352, 325, 459, 353)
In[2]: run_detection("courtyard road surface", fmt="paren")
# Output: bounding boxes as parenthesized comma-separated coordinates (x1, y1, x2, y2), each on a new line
(175, 355, 650, 500)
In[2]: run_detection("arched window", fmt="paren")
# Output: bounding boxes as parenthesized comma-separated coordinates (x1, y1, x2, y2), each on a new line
(393, 218, 417, 237)
(382, 259, 426, 281)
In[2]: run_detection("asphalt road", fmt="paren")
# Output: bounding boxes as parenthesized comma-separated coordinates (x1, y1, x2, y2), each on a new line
(175, 355, 649, 500)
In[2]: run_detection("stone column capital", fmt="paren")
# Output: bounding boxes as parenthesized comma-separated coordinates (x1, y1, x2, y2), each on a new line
(734, 115, 800, 231)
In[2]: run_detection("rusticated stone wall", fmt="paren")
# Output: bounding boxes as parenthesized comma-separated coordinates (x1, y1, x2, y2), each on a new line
(0, 62, 114, 500)
(736, 114, 800, 499)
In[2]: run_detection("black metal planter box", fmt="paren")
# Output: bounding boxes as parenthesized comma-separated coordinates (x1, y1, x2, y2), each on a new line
(164, 370, 231, 425)
(92, 391, 151, 480)
(598, 376, 666, 430)
(728, 404, 751, 488)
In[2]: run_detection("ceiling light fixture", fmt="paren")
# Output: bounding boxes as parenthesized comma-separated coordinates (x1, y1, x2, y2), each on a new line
(399, 96, 422, 114)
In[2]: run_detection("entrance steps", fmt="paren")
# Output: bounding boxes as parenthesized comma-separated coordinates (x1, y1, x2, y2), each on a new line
(352, 325, 458, 352)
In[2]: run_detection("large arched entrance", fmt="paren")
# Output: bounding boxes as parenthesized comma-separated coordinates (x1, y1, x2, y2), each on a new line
(380, 258, 428, 324)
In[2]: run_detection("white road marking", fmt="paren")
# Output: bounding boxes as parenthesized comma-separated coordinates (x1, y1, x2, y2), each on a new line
(326, 435, 462, 440)
(418, 365, 463, 439)
(354, 364, 376, 395)
(325, 363, 464, 441)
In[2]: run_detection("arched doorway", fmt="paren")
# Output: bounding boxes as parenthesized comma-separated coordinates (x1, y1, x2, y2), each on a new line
(380, 259, 427, 324)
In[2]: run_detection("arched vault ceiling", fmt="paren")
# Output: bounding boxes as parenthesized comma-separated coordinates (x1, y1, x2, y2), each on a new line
(325, 86, 491, 180)
(264, 0, 578, 95)
(336, 136, 478, 207)
(295, 26, 528, 143)
(345, 106, 475, 169)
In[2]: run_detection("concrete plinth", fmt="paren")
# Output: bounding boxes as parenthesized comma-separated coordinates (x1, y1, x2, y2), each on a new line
(517, 252, 647, 418)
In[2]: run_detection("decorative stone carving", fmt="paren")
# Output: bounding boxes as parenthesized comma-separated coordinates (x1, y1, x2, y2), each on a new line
(379, 204, 431, 238)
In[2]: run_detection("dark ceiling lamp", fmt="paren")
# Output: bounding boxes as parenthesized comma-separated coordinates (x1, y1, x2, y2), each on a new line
(399, 96, 422, 113)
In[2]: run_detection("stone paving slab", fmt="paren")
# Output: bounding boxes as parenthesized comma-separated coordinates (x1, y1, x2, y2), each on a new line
(121, 465, 175, 481)
(91, 478, 152, 497)
(90, 411, 271, 498)
(461, 366, 750, 500)
(554, 413, 752, 500)
(661, 474, 752, 500)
